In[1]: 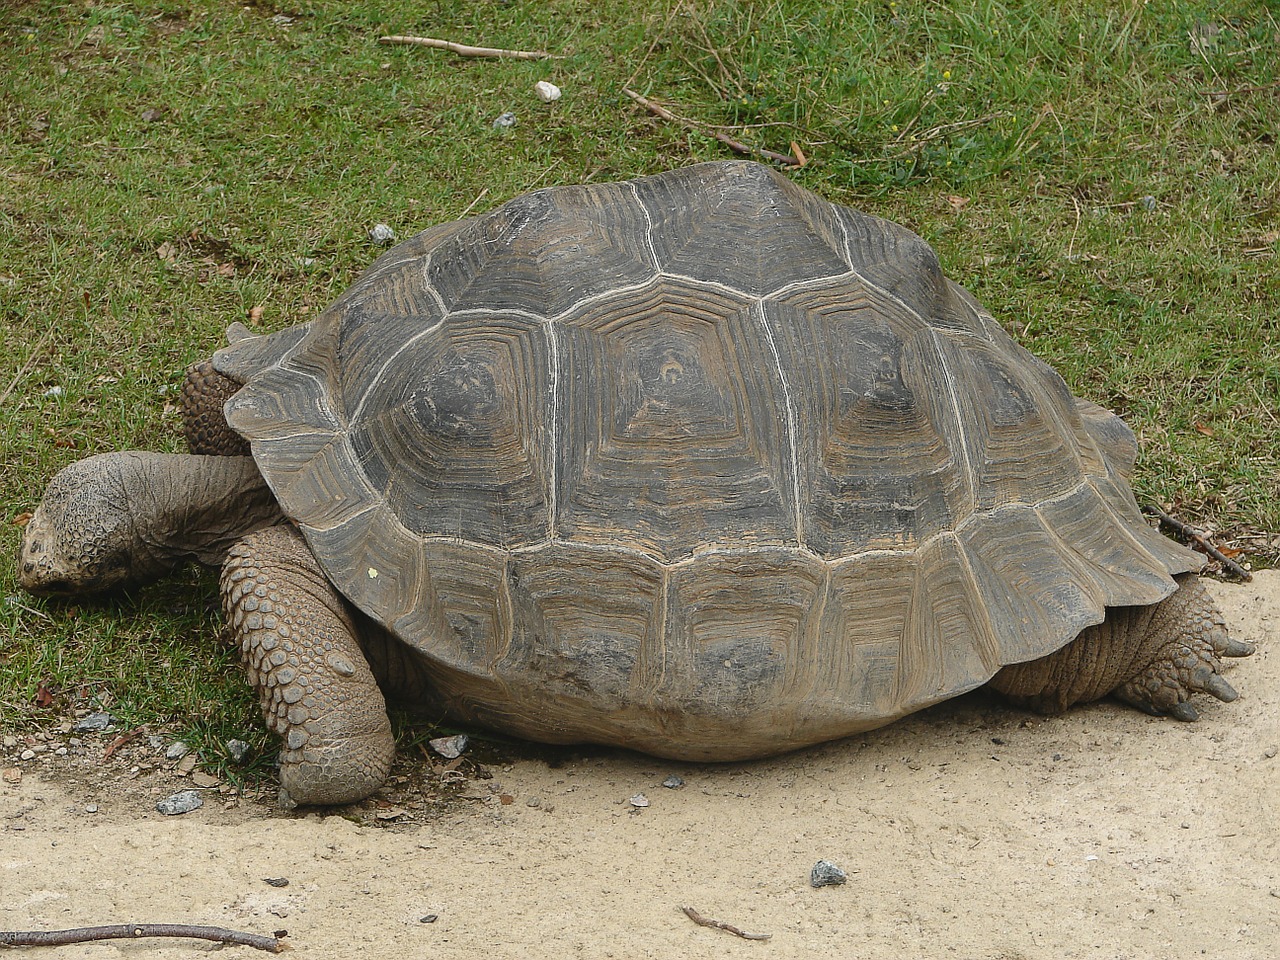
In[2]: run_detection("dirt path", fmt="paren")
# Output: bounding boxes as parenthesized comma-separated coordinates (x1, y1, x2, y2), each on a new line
(3, 571, 1277, 959)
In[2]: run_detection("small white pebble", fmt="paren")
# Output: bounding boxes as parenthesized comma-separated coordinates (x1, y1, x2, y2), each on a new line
(369, 224, 396, 245)
(534, 81, 561, 103)
(43, 386, 63, 398)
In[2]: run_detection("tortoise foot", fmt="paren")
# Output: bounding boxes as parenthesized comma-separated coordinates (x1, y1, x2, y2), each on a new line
(222, 526, 394, 806)
(1114, 582, 1253, 721)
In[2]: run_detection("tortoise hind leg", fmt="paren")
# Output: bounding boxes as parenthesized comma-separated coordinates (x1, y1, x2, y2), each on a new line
(1110, 574, 1253, 721)
(221, 525, 395, 806)
(989, 574, 1252, 719)
(182, 360, 250, 456)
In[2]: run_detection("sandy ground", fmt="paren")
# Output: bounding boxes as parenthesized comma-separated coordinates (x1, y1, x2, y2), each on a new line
(2, 571, 1277, 960)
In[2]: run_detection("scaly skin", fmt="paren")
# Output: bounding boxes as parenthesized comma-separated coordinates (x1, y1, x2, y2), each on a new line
(989, 574, 1252, 718)
(221, 525, 395, 807)
(182, 359, 250, 456)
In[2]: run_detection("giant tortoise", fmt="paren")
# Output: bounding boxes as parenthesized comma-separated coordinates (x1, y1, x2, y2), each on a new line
(18, 161, 1251, 806)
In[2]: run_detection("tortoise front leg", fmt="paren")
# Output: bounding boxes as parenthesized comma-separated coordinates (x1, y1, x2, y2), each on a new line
(182, 360, 250, 456)
(221, 525, 395, 806)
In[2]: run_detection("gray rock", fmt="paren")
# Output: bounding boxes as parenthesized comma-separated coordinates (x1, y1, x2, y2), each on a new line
(73, 712, 114, 733)
(810, 859, 847, 888)
(226, 739, 251, 762)
(492, 111, 517, 129)
(369, 223, 396, 245)
(429, 734, 469, 759)
(165, 741, 190, 760)
(156, 790, 203, 815)
(662, 775, 685, 789)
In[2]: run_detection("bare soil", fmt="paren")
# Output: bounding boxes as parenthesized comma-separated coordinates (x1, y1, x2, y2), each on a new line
(3, 572, 1278, 959)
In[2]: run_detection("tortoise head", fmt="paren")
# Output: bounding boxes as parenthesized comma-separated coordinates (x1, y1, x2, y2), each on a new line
(19, 454, 142, 596)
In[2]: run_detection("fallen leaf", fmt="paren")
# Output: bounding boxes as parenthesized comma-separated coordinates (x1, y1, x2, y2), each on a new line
(11, 512, 32, 526)
(217, 263, 235, 278)
(156, 242, 177, 262)
(248, 305, 264, 322)
(947, 195, 971, 211)
(34, 683, 54, 708)
(789, 141, 807, 167)
(1194, 422, 1216, 437)
(499, 794, 515, 805)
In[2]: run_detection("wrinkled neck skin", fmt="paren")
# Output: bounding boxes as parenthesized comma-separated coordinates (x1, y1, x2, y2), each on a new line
(19, 452, 284, 596)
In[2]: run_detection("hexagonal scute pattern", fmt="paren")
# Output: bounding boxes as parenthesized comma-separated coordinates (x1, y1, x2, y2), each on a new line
(221, 161, 1202, 758)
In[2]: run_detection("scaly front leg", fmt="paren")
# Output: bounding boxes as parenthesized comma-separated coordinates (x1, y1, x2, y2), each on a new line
(222, 525, 395, 806)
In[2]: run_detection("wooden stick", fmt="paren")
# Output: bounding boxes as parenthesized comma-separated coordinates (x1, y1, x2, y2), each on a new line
(1142, 504, 1252, 582)
(623, 89, 801, 166)
(681, 905, 771, 941)
(0, 924, 283, 952)
(378, 35, 560, 60)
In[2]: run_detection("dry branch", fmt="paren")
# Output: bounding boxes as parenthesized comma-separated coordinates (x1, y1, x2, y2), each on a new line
(681, 905, 771, 941)
(623, 89, 801, 167)
(378, 35, 560, 60)
(1142, 504, 1252, 582)
(0, 924, 283, 952)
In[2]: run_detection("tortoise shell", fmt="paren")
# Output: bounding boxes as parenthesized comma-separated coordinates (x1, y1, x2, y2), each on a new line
(218, 161, 1197, 759)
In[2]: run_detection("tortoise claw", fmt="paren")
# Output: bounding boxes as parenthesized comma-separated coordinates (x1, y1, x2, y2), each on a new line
(1114, 633, 1246, 721)
(1215, 637, 1255, 659)
(1199, 672, 1238, 703)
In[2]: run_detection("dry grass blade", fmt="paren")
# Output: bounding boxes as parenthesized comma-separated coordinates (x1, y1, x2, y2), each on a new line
(0, 323, 57, 408)
(378, 35, 561, 60)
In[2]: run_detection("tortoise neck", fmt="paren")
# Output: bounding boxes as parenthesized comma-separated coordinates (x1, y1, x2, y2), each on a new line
(125, 453, 284, 575)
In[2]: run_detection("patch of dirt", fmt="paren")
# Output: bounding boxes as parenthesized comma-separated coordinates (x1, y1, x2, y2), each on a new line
(3, 573, 1279, 959)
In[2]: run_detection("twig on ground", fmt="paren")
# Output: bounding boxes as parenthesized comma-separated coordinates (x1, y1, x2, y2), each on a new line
(1142, 505, 1252, 582)
(378, 35, 560, 60)
(100, 726, 146, 762)
(622, 89, 801, 166)
(0, 924, 283, 952)
(1208, 78, 1280, 104)
(681, 905, 771, 941)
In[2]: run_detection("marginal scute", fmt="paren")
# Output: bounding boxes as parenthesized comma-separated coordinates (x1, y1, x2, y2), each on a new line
(223, 161, 1202, 759)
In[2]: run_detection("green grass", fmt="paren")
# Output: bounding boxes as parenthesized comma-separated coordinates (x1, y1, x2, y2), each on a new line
(2, 0, 1277, 748)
